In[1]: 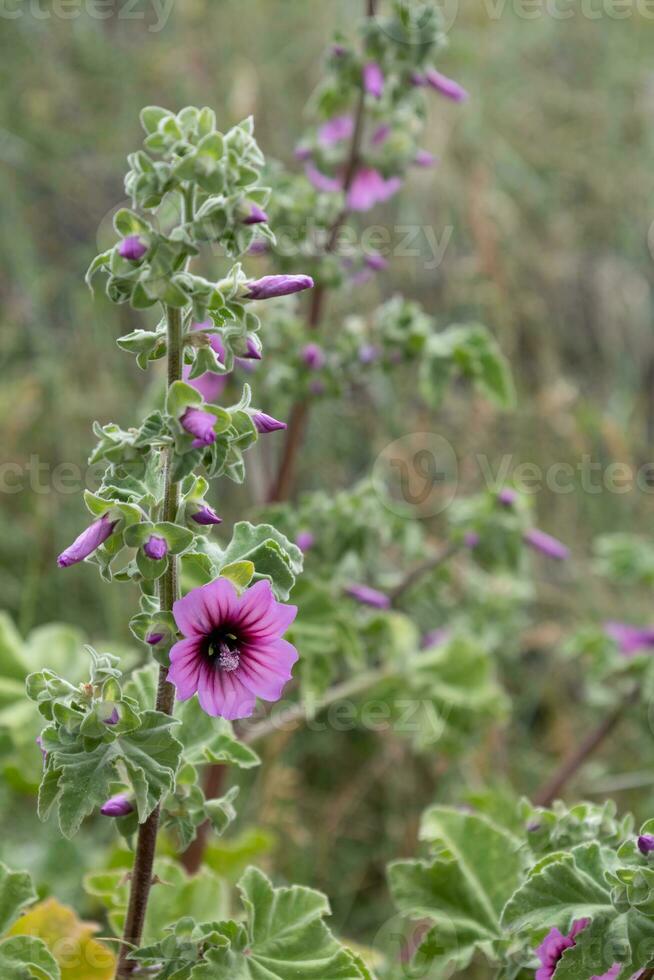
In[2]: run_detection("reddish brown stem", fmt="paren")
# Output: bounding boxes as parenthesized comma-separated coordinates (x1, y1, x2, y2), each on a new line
(533, 687, 639, 808)
(180, 763, 227, 874)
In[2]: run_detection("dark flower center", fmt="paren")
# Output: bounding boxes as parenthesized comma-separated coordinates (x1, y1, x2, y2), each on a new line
(207, 631, 241, 672)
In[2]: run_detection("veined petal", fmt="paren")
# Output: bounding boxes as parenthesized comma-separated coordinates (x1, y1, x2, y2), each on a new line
(173, 577, 239, 637)
(238, 638, 299, 700)
(197, 662, 257, 720)
(168, 638, 203, 700)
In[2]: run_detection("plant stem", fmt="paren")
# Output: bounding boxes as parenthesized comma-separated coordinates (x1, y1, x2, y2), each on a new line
(533, 686, 639, 808)
(389, 544, 460, 603)
(267, 0, 374, 504)
(115, 303, 183, 978)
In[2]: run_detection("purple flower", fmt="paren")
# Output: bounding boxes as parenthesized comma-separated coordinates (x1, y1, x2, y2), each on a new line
(371, 123, 391, 146)
(604, 622, 654, 658)
(241, 337, 262, 361)
(331, 43, 347, 57)
(242, 203, 269, 225)
(296, 531, 315, 553)
(302, 343, 326, 370)
(424, 68, 469, 102)
(294, 144, 313, 161)
(638, 834, 654, 855)
(319, 114, 355, 145)
(248, 239, 269, 256)
(535, 919, 589, 980)
(498, 488, 518, 507)
(244, 275, 314, 301)
(181, 407, 217, 448)
(358, 343, 380, 365)
(253, 412, 287, 434)
(168, 578, 298, 720)
(365, 252, 388, 271)
(363, 61, 384, 98)
(100, 794, 134, 818)
(524, 528, 570, 561)
(305, 163, 343, 194)
(146, 631, 165, 646)
(464, 531, 480, 549)
(183, 323, 228, 403)
(143, 535, 168, 560)
(347, 167, 402, 212)
(591, 967, 622, 980)
(421, 628, 449, 650)
(191, 504, 223, 527)
(118, 235, 147, 261)
(104, 706, 120, 725)
(345, 584, 391, 610)
(57, 513, 117, 568)
(414, 149, 438, 168)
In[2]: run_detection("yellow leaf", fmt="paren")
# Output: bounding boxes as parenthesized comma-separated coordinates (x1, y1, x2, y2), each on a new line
(6, 897, 115, 980)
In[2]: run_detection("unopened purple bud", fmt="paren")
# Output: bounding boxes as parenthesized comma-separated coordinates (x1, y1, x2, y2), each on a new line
(331, 43, 347, 57)
(498, 488, 518, 507)
(371, 123, 391, 146)
(365, 252, 388, 271)
(524, 528, 570, 561)
(414, 149, 438, 168)
(248, 239, 269, 256)
(363, 61, 384, 98)
(309, 379, 326, 396)
(306, 163, 343, 194)
(302, 343, 326, 370)
(319, 114, 355, 146)
(143, 535, 168, 560)
(464, 532, 480, 549)
(146, 631, 165, 646)
(421, 628, 449, 650)
(294, 144, 313, 162)
(118, 235, 147, 261)
(296, 531, 315, 553)
(243, 203, 269, 225)
(242, 337, 262, 360)
(346, 584, 391, 610)
(180, 407, 217, 448)
(100, 794, 134, 818)
(57, 513, 117, 568)
(253, 412, 287, 434)
(424, 68, 469, 103)
(36, 735, 47, 763)
(244, 275, 314, 301)
(104, 707, 120, 726)
(410, 71, 427, 87)
(638, 835, 654, 855)
(191, 504, 222, 526)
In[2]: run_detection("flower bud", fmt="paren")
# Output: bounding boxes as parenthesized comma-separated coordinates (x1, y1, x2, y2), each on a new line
(180, 407, 217, 447)
(143, 535, 168, 560)
(464, 531, 480, 549)
(100, 794, 134, 818)
(296, 531, 315, 552)
(241, 337, 262, 360)
(424, 68, 469, 103)
(365, 253, 388, 272)
(103, 706, 120, 725)
(345, 584, 391, 610)
(242, 203, 269, 225)
(319, 114, 354, 146)
(253, 412, 287, 434)
(523, 528, 570, 561)
(190, 504, 223, 526)
(414, 149, 438, 168)
(302, 343, 326, 370)
(498, 488, 517, 507)
(244, 275, 314, 301)
(57, 513, 117, 568)
(371, 123, 391, 146)
(118, 236, 147, 261)
(638, 834, 654, 855)
(146, 631, 165, 646)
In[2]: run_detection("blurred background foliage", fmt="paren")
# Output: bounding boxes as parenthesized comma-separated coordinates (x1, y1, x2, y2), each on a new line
(1, 0, 654, 959)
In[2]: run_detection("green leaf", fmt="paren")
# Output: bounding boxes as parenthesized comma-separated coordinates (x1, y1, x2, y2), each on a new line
(205, 786, 240, 837)
(140, 105, 171, 134)
(0, 864, 37, 933)
(211, 522, 303, 601)
(0, 936, 60, 980)
(176, 699, 260, 770)
(219, 561, 254, 592)
(40, 711, 182, 837)
(188, 867, 367, 979)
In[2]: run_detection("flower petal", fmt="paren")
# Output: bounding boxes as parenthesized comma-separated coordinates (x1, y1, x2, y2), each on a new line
(167, 638, 203, 700)
(238, 638, 299, 701)
(236, 580, 298, 639)
(197, 661, 257, 720)
(173, 577, 239, 638)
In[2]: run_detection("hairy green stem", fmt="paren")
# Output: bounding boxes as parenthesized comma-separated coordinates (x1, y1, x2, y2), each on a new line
(115, 305, 183, 977)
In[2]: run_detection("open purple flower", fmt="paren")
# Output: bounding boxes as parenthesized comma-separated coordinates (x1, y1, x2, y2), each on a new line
(253, 411, 287, 434)
(535, 919, 589, 980)
(363, 61, 384, 98)
(638, 834, 654, 855)
(319, 114, 354, 146)
(524, 528, 570, 561)
(242, 203, 269, 225)
(191, 504, 222, 527)
(57, 513, 117, 568)
(100, 794, 134, 817)
(345, 584, 391, 610)
(168, 578, 298, 720)
(118, 235, 147, 261)
(244, 275, 314, 300)
(302, 343, 326, 370)
(423, 68, 469, 102)
(181, 407, 217, 448)
(143, 535, 168, 560)
(605, 622, 654, 658)
(347, 167, 402, 212)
